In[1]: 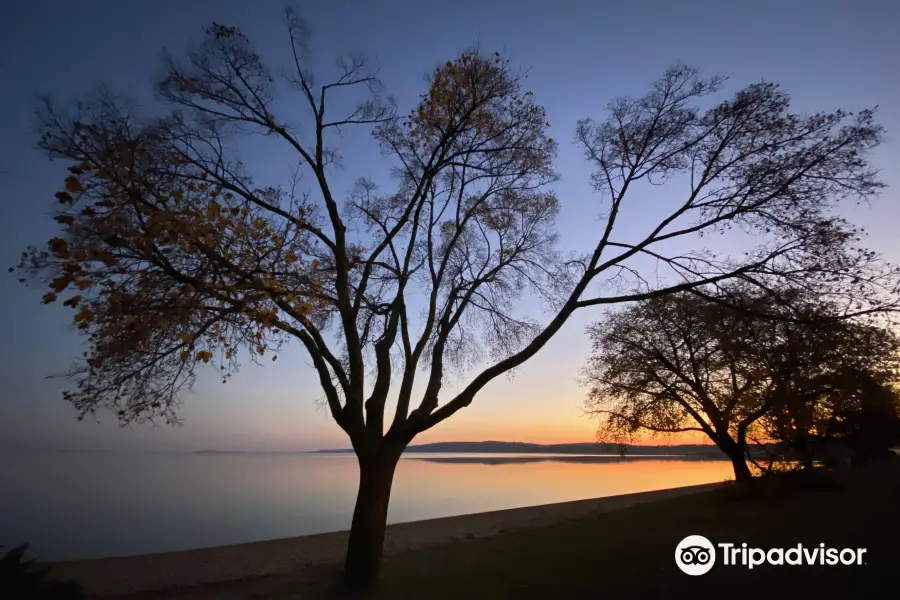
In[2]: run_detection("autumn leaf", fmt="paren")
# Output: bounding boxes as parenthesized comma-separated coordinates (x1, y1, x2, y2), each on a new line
(196, 350, 213, 363)
(74, 305, 94, 324)
(50, 275, 71, 293)
(64, 176, 83, 193)
(42, 292, 57, 304)
(49, 238, 69, 258)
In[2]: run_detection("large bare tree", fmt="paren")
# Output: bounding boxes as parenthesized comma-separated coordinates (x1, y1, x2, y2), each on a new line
(14, 11, 895, 585)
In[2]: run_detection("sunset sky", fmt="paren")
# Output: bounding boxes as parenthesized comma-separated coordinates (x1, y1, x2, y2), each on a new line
(0, 0, 898, 452)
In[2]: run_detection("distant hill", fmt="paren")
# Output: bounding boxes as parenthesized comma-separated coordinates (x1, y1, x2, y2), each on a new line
(194, 449, 309, 455)
(311, 441, 725, 457)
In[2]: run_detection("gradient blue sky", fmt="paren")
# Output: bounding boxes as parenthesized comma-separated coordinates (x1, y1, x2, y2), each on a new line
(1, 0, 898, 452)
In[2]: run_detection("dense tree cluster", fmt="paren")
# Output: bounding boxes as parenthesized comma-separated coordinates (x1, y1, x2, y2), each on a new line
(583, 288, 900, 480)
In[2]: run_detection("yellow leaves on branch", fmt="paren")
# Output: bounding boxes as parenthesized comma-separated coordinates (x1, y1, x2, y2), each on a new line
(403, 51, 553, 159)
(34, 157, 317, 372)
(74, 305, 94, 329)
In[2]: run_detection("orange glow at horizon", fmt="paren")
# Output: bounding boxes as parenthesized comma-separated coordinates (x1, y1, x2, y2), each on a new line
(413, 411, 715, 446)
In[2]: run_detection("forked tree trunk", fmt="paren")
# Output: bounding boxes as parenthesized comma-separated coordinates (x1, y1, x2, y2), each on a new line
(717, 437, 753, 484)
(343, 447, 401, 588)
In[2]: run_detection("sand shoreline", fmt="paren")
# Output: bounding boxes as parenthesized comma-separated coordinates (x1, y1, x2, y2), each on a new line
(48, 482, 722, 597)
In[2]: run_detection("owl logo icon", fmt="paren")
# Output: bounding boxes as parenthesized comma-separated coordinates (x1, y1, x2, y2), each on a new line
(675, 535, 716, 575)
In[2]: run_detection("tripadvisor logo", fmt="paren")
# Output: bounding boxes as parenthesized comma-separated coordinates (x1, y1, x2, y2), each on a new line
(675, 535, 867, 576)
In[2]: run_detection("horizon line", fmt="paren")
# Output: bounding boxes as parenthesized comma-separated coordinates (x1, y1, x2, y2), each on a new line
(2, 439, 721, 454)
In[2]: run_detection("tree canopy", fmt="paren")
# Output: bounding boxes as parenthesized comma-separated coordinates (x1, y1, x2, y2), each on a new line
(583, 287, 900, 479)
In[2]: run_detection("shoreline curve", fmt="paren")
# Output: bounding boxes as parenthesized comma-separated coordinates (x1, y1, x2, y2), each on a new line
(48, 482, 723, 597)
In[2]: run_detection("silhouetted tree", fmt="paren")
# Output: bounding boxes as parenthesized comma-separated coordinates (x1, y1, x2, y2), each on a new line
(832, 380, 900, 463)
(14, 10, 897, 586)
(582, 288, 782, 481)
(759, 308, 900, 467)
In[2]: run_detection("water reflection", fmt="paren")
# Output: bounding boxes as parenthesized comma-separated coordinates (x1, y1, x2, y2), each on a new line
(0, 452, 733, 561)
(410, 454, 722, 465)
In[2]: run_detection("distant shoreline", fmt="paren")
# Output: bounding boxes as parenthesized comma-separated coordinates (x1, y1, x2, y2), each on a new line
(6, 441, 731, 457)
(200, 440, 729, 457)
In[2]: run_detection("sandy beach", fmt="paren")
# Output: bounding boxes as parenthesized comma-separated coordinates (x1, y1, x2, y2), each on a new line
(47, 482, 720, 598)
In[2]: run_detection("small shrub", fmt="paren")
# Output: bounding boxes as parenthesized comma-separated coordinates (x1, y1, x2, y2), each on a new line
(715, 469, 848, 504)
(0, 544, 84, 600)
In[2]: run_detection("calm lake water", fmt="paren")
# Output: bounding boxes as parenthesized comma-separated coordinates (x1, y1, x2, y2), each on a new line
(0, 452, 732, 561)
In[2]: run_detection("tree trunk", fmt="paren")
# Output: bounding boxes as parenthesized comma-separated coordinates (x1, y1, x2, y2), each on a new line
(791, 438, 815, 469)
(343, 449, 400, 589)
(729, 452, 753, 484)
(716, 434, 753, 484)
